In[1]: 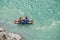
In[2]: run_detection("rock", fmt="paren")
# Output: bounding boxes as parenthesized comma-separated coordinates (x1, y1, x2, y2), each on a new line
(0, 24, 23, 40)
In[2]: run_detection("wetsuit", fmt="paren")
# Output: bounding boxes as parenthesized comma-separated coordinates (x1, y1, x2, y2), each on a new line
(21, 19, 26, 24)
(26, 19, 29, 24)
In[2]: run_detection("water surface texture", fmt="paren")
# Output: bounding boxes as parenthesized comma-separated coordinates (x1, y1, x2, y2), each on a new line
(0, 0, 60, 40)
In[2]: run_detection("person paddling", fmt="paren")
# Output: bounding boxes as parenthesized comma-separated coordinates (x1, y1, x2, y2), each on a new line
(25, 16, 29, 24)
(14, 17, 22, 24)
(18, 17, 22, 24)
(21, 16, 29, 24)
(14, 16, 33, 24)
(21, 18, 26, 24)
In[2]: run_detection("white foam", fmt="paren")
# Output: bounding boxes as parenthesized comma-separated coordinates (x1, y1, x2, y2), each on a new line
(41, 26, 49, 30)
(35, 21, 59, 30)
(20, 12, 24, 15)
(36, 27, 40, 30)
(18, 10, 24, 15)
(48, 21, 59, 29)
(6, 21, 14, 25)
(57, 21, 60, 23)
(0, 20, 5, 23)
(50, 21, 56, 26)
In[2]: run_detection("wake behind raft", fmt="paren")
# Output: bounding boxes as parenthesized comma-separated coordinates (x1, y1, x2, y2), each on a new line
(14, 16, 33, 24)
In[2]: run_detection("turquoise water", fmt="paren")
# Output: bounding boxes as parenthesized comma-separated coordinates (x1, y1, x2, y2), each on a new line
(0, 0, 60, 40)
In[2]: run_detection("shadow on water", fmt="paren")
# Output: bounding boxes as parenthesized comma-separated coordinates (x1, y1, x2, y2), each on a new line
(16, 24, 34, 27)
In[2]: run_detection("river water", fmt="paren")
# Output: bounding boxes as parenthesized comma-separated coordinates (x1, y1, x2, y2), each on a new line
(0, 0, 60, 40)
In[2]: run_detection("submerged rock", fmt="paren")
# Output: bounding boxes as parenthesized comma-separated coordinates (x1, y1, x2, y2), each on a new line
(0, 24, 23, 40)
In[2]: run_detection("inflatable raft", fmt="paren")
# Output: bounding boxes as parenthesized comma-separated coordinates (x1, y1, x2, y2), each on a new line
(14, 19, 33, 24)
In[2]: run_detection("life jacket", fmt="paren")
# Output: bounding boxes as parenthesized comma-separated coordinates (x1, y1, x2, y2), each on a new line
(21, 19, 26, 24)
(25, 19, 29, 24)
(16, 19, 21, 23)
